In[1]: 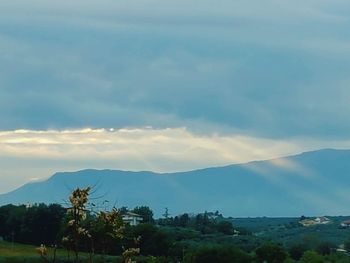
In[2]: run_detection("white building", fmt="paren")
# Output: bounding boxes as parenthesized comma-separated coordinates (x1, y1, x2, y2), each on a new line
(341, 220, 350, 228)
(122, 212, 143, 226)
(314, 217, 331, 224)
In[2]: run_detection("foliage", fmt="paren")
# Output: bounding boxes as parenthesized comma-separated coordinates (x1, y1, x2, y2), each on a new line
(0, 203, 65, 245)
(316, 241, 334, 255)
(3, 196, 350, 262)
(299, 250, 324, 263)
(62, 187, 92, 262)
(288, 243, 308, 260)
(255, 243, 287, 263)
(185, 245, 252, 263)
(158, 211, 236, 236)
(216, 221, 234, 235)
(91, 208, 124, 255)
(129, 224, 171, 256)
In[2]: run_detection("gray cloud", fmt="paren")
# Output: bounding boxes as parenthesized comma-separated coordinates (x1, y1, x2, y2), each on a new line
(0, 0, 350, 138)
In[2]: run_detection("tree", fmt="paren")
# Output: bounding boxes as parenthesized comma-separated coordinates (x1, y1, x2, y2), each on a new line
(179, 213, 190, 227)
(216, 221, 234, 235)
(316, 241, 334, 255)
(131, 223, 171, 256)
(344, 237, 350, 252)
(255, 243, 287, 263)
(288, 243, 307, 260)
(20, 203, 65, 245)
(91, 208, 124, 256)
(195, 212, 209, 233)
(299, 251, 324, 263)
(0, 203, 65, 245)
(187, 245, 252, 263)
(0, 204, 26, 242)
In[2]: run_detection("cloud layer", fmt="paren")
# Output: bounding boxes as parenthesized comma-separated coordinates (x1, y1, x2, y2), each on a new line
(1, 0, 350, 138)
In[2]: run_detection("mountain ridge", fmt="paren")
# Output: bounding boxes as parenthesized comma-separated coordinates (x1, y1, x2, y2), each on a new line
(1, 148, 350, 217)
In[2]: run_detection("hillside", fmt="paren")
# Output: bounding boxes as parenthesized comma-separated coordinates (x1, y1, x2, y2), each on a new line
(1, 149, 350, 217)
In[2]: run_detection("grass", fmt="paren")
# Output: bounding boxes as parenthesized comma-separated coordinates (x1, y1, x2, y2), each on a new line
(0, 241, 120, 262)
(0, 241, 40, 257)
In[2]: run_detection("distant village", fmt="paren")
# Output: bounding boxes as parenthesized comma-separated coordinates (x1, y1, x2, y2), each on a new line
(299, 216, 350, 228)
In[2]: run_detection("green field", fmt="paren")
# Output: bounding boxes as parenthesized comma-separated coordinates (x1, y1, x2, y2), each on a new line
(0, 241, 119, 263)
(233, 216, 350, 246)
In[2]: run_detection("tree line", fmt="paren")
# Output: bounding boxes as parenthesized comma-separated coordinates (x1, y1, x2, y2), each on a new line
(1, 187, 350, 262)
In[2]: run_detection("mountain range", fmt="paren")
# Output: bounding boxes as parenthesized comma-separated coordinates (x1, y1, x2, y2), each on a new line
(1, 148, 350, 217)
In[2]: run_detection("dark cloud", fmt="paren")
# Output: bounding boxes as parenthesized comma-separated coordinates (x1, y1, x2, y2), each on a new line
(1, 0, 350, 138)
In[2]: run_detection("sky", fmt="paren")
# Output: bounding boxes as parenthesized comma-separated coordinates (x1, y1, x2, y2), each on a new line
(1, 0, 350, 193)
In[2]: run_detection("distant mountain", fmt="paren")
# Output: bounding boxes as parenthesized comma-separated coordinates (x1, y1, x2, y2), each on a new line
(1, 149, 350, 217)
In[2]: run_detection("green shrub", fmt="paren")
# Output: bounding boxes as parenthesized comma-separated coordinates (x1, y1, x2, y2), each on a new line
(299, 251, 324, 263)
(185, 245, 252, 263)
(255, 243, 287, 263)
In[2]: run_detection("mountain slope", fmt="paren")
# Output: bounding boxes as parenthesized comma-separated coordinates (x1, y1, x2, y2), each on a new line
(1, 149, 350, 217)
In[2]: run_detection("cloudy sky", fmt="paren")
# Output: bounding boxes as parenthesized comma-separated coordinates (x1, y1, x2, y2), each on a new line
(1, 0, 350, 193)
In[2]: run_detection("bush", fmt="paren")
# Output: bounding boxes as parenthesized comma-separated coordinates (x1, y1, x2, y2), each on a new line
(216, 221, 234, 235)
(316, 241, 334, 255)
(288, 243, 307, 260)
(255, 243, 287, 263)
(186, 245, 252, 263)
(299, 251, 324, 263)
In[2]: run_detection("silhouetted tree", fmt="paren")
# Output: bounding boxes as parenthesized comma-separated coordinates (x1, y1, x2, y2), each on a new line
(255, 243, 287, 263)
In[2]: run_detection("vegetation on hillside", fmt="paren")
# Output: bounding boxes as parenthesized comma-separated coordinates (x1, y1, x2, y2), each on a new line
(1, 187, 350, 262)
